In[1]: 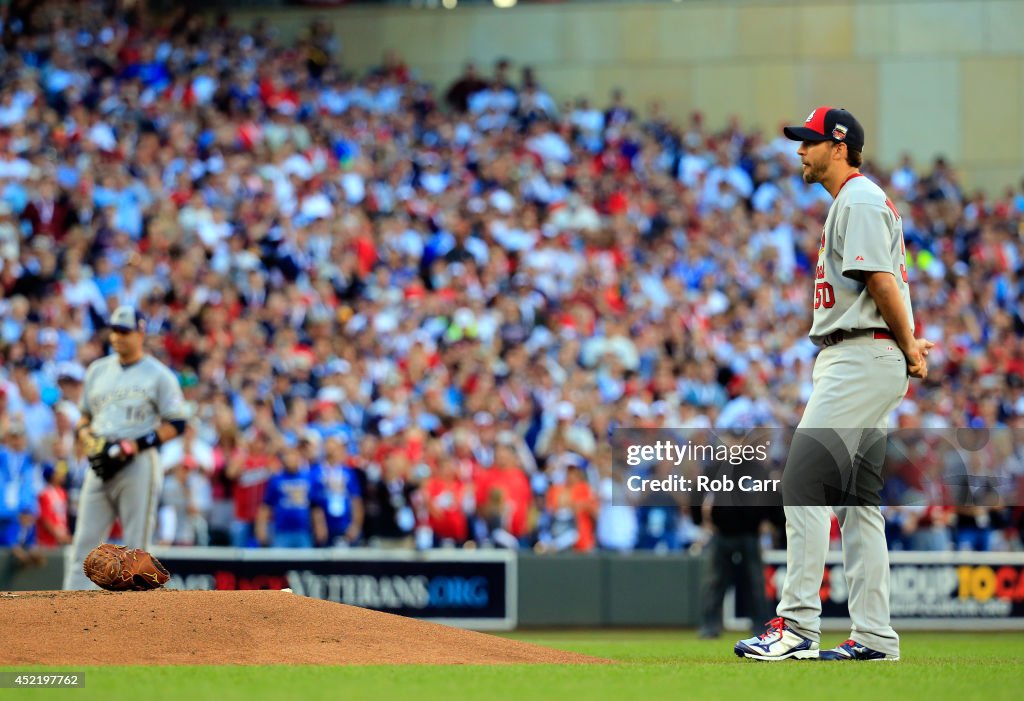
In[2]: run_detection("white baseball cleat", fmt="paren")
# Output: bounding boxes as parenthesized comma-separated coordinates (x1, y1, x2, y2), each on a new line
(734, 617, 820, 661)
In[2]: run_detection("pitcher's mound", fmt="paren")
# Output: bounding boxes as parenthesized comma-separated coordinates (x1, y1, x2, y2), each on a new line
(0, 590, 609, 666)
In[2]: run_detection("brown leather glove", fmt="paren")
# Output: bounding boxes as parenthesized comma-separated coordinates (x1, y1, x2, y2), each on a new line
(82, 543, 171, 591)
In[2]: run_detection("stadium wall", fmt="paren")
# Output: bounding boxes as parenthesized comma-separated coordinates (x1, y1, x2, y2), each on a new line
(208, 0, 1024, 195)
(10, 548, 1024, 630)
(2, 547, 705, 626)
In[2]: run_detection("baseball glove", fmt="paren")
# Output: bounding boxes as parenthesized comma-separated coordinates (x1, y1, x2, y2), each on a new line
(83, 543, 171, 591)
(84, 434, 136, 480)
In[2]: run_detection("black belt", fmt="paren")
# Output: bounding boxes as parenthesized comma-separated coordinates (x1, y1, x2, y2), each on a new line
(821, 328, 894, 347)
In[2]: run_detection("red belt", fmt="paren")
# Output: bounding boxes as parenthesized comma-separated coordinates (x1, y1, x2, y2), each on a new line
(822, 328, 894, 347)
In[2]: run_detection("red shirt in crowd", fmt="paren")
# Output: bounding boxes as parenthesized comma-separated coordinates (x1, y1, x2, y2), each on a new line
(233, 453, 276, 523)
(474, 465, 531, 538)
(36, 484, 69, 547)
(423, 477, 468, 542)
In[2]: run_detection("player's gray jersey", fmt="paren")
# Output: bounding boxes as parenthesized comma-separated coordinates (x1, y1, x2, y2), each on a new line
(81, 355, 187, 440)
(809, 174, 914, 345)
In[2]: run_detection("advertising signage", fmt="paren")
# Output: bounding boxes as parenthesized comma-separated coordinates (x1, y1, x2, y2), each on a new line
(152, 547, 517, 631)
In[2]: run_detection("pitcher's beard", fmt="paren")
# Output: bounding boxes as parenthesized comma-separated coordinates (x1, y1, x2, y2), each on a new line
(802, 164, 825, 184)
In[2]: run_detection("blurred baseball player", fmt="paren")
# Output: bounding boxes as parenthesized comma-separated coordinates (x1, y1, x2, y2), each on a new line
(64, 306, 187, 590)
(734, 107, 932, 661)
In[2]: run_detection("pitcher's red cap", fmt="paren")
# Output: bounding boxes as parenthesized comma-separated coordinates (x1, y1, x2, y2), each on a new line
(784, 106, 865, 151)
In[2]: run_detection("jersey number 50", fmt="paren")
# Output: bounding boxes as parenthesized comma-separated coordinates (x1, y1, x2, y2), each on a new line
(814, 281, 836, 309)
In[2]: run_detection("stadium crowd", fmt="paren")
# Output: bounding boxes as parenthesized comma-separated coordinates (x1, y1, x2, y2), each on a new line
(1, 0, 1024, 559)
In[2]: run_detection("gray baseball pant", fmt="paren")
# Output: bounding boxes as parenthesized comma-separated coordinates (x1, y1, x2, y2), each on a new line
(63, 449, 163, 590)
(776, 335, 908, 656)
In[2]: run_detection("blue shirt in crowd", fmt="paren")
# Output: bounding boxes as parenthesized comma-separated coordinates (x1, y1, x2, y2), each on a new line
(311, 463, 362, 538)
(0, 448, 39, 546)
(263, 467, 315, 535)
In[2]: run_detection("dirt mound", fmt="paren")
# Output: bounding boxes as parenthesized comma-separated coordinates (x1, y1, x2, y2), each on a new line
(0, 590, 609, 666)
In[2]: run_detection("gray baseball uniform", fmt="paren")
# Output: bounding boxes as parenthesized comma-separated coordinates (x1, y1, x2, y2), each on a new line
(809, 174, 913, 343)
(63, 354, 187, 590)
(777, 173, 912, 657)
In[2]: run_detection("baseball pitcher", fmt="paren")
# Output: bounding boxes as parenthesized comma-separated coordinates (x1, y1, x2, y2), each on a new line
(734, 107, 933, 662)
(63, 306, 187, 590)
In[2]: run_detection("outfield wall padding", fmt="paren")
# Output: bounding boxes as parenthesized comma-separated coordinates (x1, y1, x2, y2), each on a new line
(1, 547, 705, 627)
(515, 553, 609, 627)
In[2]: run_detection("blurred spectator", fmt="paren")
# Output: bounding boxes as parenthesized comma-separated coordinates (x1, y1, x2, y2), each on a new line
(544, 463, 597, 552)
(161, 420, 215, 474)
(535, 400, 596, 460)
(905, 505, 955, 551)
(311, 436, 364, 547)
(62, 434, 90, 536)
(635, 461, 687, 552)
(257, 444, 316, 548)
(881, 506, 914, 551)
(603, 87, 635, 129)
(419, 452, 470, 547)
(570, 97, 604, 153)
(21, 179, 75, 242)
(0, 202, 19, 262)
(363, 449, 417, 548)
(474, 441, 531, 544)
(158, 423, 215, 546)
(953, 499, 1010, 552)
(36, 399, 77, 467)
(35, 464, 71, 547)
(226, 429, 278, 547)
(473, 487, 519, 550)
(519, 81, 558, 124)
(444, 62, 486, 113)
(16, 378, 54, 461)
(534, 487, 579, 553)
(0, 422, 39, 548)
(594, 444, 638, 551)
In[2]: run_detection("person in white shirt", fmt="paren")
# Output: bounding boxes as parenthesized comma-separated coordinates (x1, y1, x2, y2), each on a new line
(0, 202, 19, 262)
(61, 253, 107, 317)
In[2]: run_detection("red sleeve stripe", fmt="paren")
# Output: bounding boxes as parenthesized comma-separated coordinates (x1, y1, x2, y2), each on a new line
(885, 198, 901, 220)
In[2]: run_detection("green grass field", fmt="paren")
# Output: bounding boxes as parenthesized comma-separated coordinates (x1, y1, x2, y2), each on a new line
(5, 630, 1022, 701)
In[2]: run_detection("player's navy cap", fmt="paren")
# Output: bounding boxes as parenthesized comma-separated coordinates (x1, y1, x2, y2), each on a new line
(784, 106, 865, 152)
(109, 305, 145, 333)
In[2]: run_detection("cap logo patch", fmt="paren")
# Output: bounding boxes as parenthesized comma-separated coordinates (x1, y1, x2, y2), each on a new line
(832, 123, 848, 141)
(805, 111, 817, 123)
